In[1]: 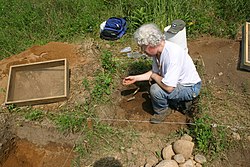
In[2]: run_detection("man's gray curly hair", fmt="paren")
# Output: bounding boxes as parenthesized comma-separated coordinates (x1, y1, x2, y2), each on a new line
(134, 23, 165, 47)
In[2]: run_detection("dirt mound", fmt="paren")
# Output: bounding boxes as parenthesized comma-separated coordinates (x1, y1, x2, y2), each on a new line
(0, 39, 100, 110)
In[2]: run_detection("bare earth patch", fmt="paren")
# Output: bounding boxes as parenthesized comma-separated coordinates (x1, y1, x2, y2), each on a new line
(0, 36, 249, 167)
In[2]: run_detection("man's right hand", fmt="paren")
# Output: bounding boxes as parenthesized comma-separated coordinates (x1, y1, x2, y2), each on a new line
(122, 76, 136, 85)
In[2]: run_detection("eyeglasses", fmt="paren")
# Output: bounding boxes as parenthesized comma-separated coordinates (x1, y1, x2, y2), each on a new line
(140, 45, 148, 53)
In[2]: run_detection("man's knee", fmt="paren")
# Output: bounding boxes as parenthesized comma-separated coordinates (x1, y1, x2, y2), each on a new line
(150, 83, 161, 98)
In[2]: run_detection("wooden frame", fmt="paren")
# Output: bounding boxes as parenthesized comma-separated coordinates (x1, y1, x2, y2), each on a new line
(5, 59, 69, 106)
(240, 22, 250, 71)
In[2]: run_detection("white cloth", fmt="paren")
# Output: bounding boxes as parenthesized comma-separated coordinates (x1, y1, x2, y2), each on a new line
(164, 25, 188, 53)
(152, 41, 201, 87)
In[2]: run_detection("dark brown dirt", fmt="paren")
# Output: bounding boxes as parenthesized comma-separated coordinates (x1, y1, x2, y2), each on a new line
(0, 36, 249, 167)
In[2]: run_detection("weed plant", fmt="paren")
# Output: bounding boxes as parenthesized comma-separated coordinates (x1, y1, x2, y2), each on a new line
(189, 85, 228, 157)
(186, 57, 228, 157)
(24, 108, 44, 121)
(90, 51, 116, 103)
(189, 115, 227, 156)
(126, 58, 152, 75)
(52, 111, 87, 133)
(1, 0, 249, 59)
(6, 105, 44, 121)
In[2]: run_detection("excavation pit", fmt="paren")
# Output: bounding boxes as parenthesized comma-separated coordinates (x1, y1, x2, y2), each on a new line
(0, 121, 76, 167)
(1, 139, 74, 167)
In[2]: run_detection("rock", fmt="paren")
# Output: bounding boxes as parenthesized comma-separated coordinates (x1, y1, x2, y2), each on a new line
(105, 44, 111, 48)
(195, 163, 202, 167)
(232, 132, 241, 140)
(192, 159, 196, 165)
(247, 136, 250, 142)
(146, 156, 159, 167)
(162, 144, 175, 160)
(126, 148, 133, 153)
(132, 150, 138, 155)
(173, 140, 194, 160)
(218, 72, 223, 76)
(179, 159, 194, 167)
(126, 152, 132, 161)
(194, 154, 207, 164)
(155, 160, 179, 167)
(144, 163, 152, 167)
(173, 154, 185, 163)
(180, 134, 193, 142)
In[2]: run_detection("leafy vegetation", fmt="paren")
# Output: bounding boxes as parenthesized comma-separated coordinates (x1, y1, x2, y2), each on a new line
(189, 115, 227, 156)
(1, 0, 249, 59)
(24, 108, 44, 121)
(90, 51, 116, 103)
(183, 57, 228, 156)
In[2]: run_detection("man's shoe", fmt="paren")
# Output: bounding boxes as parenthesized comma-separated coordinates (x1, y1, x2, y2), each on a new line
(150, 109, 172, 124)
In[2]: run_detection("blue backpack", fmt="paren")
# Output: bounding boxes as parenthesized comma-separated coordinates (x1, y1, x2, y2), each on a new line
(100, 17, 127, 40)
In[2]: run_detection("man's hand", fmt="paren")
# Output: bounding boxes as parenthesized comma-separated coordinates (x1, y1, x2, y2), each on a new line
(122, 76, 136, 85)
(122, 71, 152, 86)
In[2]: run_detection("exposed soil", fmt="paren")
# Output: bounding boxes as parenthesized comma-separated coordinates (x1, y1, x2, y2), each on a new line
(0, 36, 249, 167)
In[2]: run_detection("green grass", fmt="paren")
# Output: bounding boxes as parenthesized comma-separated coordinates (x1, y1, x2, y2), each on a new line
(1, 0, 249, 59)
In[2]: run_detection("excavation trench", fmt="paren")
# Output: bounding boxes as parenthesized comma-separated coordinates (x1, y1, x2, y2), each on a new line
(0, 122, 76, 167)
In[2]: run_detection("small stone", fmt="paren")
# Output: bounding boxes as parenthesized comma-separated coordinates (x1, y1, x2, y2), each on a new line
(126, 152, 132, 161)
(247, 136, 250, 142)
(126, 148, 133, 153)
(195, 163, 202, 167)
(105, 44, 111, 48)
(194, 154, 207, 164)
(144, 163, 152, 167)
(173, 154, 185, 163)
(180, 134, 193, 142)
(132, 150, 138, 155)
(232, 132, 241, 140)
(218, 72, 223, 76)
(162, 145, 175, 160)
(155, 160, 179, 167)
(146, 156, 159, 167)
(179, 159, 194, 167)
(173, 140, 194, 160)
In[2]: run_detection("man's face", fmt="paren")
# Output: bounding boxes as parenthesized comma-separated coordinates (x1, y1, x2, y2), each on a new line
(141, 45, 158, 57)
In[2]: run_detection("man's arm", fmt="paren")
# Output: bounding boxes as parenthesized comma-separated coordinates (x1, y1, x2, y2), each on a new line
(150, 72, 174, 93)
(123, 70, 153, 85)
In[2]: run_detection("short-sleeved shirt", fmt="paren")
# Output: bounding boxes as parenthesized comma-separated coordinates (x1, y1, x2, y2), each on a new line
(152, 40, 201, 87)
